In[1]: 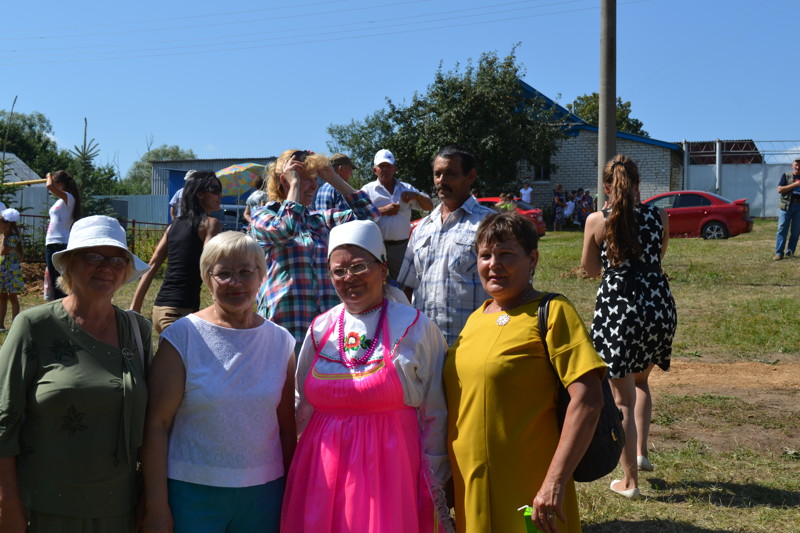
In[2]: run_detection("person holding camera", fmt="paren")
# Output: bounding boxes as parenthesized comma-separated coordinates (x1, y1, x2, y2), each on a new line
(250, 149, 379, 350)
(774, 157, 800, 260)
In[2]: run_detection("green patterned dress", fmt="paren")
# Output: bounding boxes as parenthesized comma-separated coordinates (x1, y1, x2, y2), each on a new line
(0, 234, 24, 293)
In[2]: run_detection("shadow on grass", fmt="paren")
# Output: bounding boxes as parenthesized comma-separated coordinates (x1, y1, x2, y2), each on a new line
(585, 520, 728, 532)
(645, 478, 800, 507)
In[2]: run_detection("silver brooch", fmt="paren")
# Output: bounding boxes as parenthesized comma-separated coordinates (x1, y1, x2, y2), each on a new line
(496, 313, 511, 326)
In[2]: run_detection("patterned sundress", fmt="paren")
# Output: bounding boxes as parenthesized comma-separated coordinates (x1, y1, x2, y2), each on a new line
(590, 203, 677, 378)
(0, 234, 24, 294)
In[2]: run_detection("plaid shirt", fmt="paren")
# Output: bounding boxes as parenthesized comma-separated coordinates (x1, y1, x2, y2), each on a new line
(314, 182, 349, 211)
(397, 196, 494, 345)
(250, 191, 379, 347)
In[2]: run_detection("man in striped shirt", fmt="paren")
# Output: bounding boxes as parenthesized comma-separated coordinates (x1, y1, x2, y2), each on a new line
(397, 145, 493, 345)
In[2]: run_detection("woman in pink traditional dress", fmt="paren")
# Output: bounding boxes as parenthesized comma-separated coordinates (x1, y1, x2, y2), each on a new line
(281, 220, 452, 533)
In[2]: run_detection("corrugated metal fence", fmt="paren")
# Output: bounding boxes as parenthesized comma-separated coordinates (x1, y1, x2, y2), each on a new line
(18, 214, 167, 263)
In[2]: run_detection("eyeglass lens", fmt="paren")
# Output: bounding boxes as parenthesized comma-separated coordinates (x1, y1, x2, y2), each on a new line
(82, 252, 130, 269)
(330, 262, 373, 279)
(210, 269, 257, 283)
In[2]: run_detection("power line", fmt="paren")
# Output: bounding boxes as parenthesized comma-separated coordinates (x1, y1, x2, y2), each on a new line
(0, 0, 618, 65)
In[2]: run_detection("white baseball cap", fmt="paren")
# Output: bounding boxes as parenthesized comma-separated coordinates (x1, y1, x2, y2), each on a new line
(373, 149, 395, 167)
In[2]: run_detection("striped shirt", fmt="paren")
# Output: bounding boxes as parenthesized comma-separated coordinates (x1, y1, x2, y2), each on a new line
(397, 195, 494, 345)
(250, 191, 379, 348)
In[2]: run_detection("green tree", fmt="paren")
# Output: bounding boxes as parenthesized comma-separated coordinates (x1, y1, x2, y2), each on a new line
(68, 118, 116, 215)
(327, 49, 567, 194)
(567, 92, 649, 137)
(327, 110, 393, 187)
(0, 109, 73, 178)
(121, 142, 196, 194)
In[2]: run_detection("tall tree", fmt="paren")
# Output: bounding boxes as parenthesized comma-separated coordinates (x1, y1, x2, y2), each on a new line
(121, 142, 196, 194)
(567, 92, 649, 137)
(327, 110, 393, 188)
(69, 118, 116, 215)
(0, 108, 73, 178)
(327, 49, 567, 193)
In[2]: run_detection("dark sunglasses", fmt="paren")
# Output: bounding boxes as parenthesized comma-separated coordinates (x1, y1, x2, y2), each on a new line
(80, 252, 130, 270)
(291, 150, 310, 162)
(204, 184, 222, 194)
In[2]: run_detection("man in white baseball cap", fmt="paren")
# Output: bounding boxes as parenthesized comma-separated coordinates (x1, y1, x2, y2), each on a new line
(361, 149, 433, 281)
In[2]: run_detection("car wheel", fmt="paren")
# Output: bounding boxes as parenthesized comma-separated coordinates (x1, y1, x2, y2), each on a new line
(702, 221, 729, 240)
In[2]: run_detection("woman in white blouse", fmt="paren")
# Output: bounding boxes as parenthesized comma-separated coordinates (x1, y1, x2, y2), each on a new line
(140, 232, 296, 533)
(281, 220, 452, 533)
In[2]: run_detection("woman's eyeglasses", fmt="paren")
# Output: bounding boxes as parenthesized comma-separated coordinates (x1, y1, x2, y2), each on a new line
(204, 184, 222, 194)
(208, 268, 260, 284)
(329, 261, 378, 279)
(81, 252, 130, 270)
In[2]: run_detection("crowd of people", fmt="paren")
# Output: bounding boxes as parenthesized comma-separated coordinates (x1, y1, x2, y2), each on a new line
(0, 150, 677, 533)
(553, 185, 595, 230)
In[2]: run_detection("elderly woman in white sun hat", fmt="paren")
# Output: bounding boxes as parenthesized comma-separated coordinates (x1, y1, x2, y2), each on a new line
(281, 219, 452, 533)
(0, 215, 151, 533)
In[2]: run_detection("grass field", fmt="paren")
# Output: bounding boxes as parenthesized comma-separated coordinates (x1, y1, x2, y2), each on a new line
(1, 219, 798, 532)
(538, 219, 800, 532)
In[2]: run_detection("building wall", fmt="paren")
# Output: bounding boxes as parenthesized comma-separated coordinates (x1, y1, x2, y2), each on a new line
(517, 130, 680, 207)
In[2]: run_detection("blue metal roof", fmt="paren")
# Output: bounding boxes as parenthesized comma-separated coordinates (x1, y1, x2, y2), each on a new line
(574, 124, 682, 151)
(517, 80, 681, 151)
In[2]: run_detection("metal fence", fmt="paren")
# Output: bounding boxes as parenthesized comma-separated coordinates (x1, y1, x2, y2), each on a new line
(18, 214, 167, 263)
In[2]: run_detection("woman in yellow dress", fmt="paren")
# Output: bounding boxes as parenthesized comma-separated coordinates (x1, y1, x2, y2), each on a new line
(445, 212, 607, 533)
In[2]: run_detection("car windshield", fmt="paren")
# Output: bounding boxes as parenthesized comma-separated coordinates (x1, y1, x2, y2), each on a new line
(702, 192, 736, 204)
(513, 199, 535, 210)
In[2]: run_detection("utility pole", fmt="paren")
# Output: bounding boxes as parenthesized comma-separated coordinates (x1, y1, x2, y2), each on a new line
(597, 0, 616, 209)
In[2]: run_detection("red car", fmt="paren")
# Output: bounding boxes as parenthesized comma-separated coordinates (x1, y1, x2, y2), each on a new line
(410, 197, 547, 236)
(474, 197, 547, 237)
(642, 190, 753, 239)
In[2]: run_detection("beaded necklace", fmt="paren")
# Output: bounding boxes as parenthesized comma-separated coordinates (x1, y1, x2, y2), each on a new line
(337, 299, 388, 368)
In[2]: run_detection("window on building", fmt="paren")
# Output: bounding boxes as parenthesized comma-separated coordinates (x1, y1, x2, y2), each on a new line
(529, 154, 552, 181)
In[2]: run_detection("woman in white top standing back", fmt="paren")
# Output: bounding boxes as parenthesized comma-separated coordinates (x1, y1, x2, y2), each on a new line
(45, 170, 82, 299)
(141, 231, 296, 533)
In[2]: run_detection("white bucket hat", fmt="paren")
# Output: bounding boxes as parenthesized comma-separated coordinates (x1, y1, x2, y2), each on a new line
(52, 215, 151, 284)
(1, 208, 20, 223)
(328, 220, 387, 263)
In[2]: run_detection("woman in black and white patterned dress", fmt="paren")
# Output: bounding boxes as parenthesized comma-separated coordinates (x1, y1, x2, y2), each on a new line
(581, 155, 677, 500)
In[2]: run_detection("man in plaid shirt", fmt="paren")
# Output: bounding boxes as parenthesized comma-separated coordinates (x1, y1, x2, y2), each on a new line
(314, 153, 358, 211)
(397, 146, 493, 345)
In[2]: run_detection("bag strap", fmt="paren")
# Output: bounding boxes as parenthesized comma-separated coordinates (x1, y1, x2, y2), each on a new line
(125, 309, 145, 371)
(538, 292, 571, 427)
(537, 292, 561, 360)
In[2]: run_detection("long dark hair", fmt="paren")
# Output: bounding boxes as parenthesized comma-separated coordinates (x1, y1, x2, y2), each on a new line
(602, 155, 642, 266)
(51, 170, 83, 221)
(179, 171, 220, 224)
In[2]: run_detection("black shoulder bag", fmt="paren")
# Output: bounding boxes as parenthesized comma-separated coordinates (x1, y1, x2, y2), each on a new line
(538, 292, 625, 482)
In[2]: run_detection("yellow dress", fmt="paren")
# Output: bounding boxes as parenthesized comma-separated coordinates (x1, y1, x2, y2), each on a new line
(444, 295, 606, 533)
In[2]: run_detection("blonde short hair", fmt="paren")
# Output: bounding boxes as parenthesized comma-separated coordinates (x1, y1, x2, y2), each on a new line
(199, 231, 266, 287)
(266, 149, 330, 202)
(55, 250, 136, 295)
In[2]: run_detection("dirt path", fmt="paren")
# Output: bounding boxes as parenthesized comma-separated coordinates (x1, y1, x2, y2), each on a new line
(648, 358, 800, 454)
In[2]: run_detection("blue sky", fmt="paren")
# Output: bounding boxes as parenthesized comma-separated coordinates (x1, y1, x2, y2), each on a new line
(2, 0, 798, 177)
